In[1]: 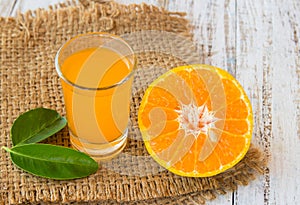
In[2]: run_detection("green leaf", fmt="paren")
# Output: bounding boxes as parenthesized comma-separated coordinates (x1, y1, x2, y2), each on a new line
(2, 144, 99, 180)
(11, 108, 67, 146)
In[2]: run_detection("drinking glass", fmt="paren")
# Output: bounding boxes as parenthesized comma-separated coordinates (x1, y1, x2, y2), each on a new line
(55, 32, 136, 160)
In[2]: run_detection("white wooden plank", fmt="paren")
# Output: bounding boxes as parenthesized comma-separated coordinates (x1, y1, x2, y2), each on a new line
(0, 0, 16, 17)
(166, 0, 238, 73)
(232, 1, 267, 204)
(235, 0, 300, 204)
(268, 0, 300, 203)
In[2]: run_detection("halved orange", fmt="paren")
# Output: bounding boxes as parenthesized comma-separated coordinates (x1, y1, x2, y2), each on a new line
(138, 64, 253, 177)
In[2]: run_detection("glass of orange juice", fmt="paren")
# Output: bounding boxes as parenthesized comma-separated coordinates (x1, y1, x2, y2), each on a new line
(55, 32, 136, 160)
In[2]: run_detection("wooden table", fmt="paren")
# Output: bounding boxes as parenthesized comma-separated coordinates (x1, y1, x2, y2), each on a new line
(0, 0, 299, 204)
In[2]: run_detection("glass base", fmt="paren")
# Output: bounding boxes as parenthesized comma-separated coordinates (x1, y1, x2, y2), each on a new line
(70, 129, 128, 161)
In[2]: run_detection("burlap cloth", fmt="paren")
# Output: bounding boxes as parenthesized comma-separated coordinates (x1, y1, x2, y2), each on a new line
(0, 0, 266, 204)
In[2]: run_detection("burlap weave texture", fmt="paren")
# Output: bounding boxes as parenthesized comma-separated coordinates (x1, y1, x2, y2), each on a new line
(0, 1, 266, 204)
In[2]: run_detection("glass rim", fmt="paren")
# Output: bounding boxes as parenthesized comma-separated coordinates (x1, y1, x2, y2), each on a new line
(55, 32, 137, 91)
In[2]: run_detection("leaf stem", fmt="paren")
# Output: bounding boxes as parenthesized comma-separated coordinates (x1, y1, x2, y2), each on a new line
(1, 146, 11, 152)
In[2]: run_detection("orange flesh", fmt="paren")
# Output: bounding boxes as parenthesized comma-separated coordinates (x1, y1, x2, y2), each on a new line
(138, 65, 253, 177)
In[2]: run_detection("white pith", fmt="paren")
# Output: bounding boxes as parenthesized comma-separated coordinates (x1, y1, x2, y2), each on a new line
(176, 101, 219, 138)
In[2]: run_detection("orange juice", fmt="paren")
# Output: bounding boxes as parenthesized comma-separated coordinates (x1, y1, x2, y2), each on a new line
(58, 45, 134, 159)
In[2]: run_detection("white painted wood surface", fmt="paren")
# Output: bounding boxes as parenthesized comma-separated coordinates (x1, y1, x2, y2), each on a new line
(0, 0, 299, 204)
(0, 0, 15, 16)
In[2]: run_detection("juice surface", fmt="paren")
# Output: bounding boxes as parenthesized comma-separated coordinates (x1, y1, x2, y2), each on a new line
(61, 47, 133, 144)
(62, 47, 131, 87)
